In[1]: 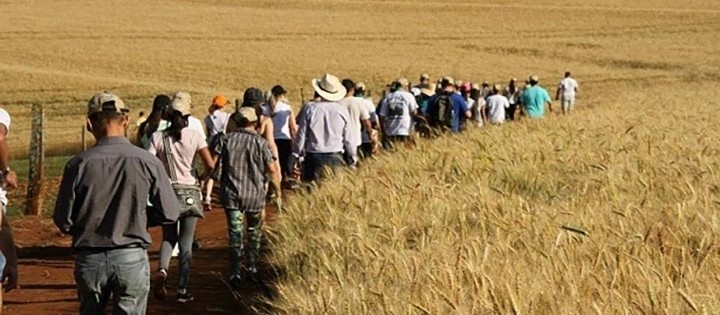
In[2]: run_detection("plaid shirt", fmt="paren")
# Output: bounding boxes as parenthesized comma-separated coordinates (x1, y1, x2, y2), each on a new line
(215, 129, 275, 211)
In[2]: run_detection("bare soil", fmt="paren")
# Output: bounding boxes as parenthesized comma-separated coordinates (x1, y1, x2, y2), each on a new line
(3, 197, 280, 315)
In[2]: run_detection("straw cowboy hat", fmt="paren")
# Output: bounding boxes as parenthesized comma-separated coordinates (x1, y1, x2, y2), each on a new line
(312, 73, 346, 102)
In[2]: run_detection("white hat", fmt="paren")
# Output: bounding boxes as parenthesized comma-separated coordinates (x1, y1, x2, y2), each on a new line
(312, 73, 347, 102)
(171, 91, 192, 116)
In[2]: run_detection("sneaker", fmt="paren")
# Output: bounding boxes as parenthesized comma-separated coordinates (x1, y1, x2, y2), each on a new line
(176, 290, 194, 303)
(228, 275, 242, 291)
(152, 269, 168, 301)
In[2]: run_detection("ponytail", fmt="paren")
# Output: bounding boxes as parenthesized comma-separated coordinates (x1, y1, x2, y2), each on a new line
(167, 110, 188, 141)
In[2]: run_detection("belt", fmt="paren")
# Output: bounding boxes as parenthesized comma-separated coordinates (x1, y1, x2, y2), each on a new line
(74, 243, 145, 253)
(306, 152, 342, 156)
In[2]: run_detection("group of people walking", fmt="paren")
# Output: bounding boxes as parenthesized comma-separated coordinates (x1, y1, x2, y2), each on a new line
(0, 70, 578, 314)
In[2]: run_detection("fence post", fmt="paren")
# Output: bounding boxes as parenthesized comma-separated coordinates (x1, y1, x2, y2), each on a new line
(82, 125, 86, 151)
(26, 103, 44, 216)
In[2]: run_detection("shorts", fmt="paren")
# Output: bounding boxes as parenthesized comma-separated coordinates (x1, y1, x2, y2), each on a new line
(561, 96, 575, 111)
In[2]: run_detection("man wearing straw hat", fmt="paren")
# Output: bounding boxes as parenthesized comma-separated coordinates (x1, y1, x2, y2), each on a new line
(291, 73, 355, 182)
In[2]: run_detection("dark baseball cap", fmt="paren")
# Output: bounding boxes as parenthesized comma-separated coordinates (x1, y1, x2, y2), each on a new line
(241, 87, 264, 107)
(271, 85, 287, 96)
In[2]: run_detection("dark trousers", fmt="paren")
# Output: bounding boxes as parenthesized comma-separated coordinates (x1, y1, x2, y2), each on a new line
(302, 152, 345, 182)
(359, 143, 373, 159)
(382, 135, 411, 150)
(275, 139, 292, 177)
(507, 103, 518, 120)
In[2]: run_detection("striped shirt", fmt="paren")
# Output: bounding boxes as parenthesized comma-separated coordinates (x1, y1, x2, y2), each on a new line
(215, 129, 275, 211)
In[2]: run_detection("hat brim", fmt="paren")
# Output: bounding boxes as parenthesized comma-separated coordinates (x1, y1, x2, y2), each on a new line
(312, 79, 347, 102)
(421, 89, 435, 96)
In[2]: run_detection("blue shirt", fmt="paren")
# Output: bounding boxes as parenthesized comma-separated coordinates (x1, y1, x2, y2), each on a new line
(426, 92, 468, 133)
(521, 86, 550, 118)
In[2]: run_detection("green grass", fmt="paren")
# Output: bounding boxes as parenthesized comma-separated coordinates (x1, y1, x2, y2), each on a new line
(6, 155, 71, 218)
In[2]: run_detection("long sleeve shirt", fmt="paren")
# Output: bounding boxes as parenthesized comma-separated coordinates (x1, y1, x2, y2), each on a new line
(53, 136, 179, 249)
(293, 101, 356, 159)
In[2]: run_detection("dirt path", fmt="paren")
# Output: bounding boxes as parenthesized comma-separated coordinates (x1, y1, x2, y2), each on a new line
(3, 203, 279, 315)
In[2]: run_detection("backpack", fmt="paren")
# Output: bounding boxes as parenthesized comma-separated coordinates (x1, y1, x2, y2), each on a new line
(434, 92, 454, 128)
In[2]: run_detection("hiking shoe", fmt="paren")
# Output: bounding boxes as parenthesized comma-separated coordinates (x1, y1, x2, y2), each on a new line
(176, 291, 194, 303)
(228, 275, 242, 291)
(152, 269, 168, 301)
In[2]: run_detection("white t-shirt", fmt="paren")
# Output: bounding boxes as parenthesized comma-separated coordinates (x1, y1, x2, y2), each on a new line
(204, 109, 230, 139)
(148, 128, 208, 185)
(339, 97, 370, 147)
(0, 109, 10, 207)
(558, 77, 579, 99)
(379, 90, 418, 136)
(263, 101, 293, 140)
(486, 94, 510, 124)
(358, 97, 378, 144)
(188, 116, 206, 137)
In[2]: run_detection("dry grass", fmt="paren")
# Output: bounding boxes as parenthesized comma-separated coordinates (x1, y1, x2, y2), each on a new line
(2, 0, 720, 313)
(1, 0, 719, 156)
(270, 83, 720, 313)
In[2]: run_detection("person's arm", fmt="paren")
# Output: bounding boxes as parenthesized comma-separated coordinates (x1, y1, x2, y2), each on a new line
(377, 96, 389, 135)
(555, 83, 562, 101)
(0, 124, 16, 189)
(0, 209, 18, 292)
(340, 111, 357, 166)
(197, 147, 214, 180)
(292, 107, 308, 156)
(481, 101, 488, 124)
(262, 118, 279, 159)
(261, 141, 281, 201)
(53, 162, 79, 234)
(459, 96, 471, 118)
(147, 162, 180, 226)
(545, 89, 553, 113)
(289, 108, 299, 141)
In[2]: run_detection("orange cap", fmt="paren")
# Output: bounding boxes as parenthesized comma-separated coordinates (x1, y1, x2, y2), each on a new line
(212, 95, 229, 107)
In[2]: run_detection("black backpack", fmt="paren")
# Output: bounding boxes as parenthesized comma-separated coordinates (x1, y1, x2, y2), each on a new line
(434, 92, 454, 128)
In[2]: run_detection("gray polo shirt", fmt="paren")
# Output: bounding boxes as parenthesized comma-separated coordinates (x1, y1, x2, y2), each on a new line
(53, 136, 180, 249)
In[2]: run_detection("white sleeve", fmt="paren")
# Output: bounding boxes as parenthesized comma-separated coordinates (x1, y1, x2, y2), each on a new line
(0, 108, 11, 134)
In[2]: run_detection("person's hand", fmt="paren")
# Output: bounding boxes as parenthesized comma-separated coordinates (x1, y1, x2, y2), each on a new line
(287, 154, 299, 175)
(3, 264, 18, 292)
(3, 171, 17, 190)
(274, 195, 282, 212)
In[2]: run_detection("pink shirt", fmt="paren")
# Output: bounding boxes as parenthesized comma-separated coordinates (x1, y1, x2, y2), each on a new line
(148, 128, 208, 185)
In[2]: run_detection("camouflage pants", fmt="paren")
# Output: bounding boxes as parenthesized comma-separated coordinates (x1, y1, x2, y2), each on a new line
(225, 209, 263, 278)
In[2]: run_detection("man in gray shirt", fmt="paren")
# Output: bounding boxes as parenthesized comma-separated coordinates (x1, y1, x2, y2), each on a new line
(53, 92, 179, 315)
(292, 73, 355, 182)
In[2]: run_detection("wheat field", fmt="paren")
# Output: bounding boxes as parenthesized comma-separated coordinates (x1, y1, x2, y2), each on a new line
(2, 0, 720, 313)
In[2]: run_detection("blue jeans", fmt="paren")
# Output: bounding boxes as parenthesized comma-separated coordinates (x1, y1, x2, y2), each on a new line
(74, 247, 149, 315)
(225, 209, 263, 278)
(302, 152, 345, 182)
